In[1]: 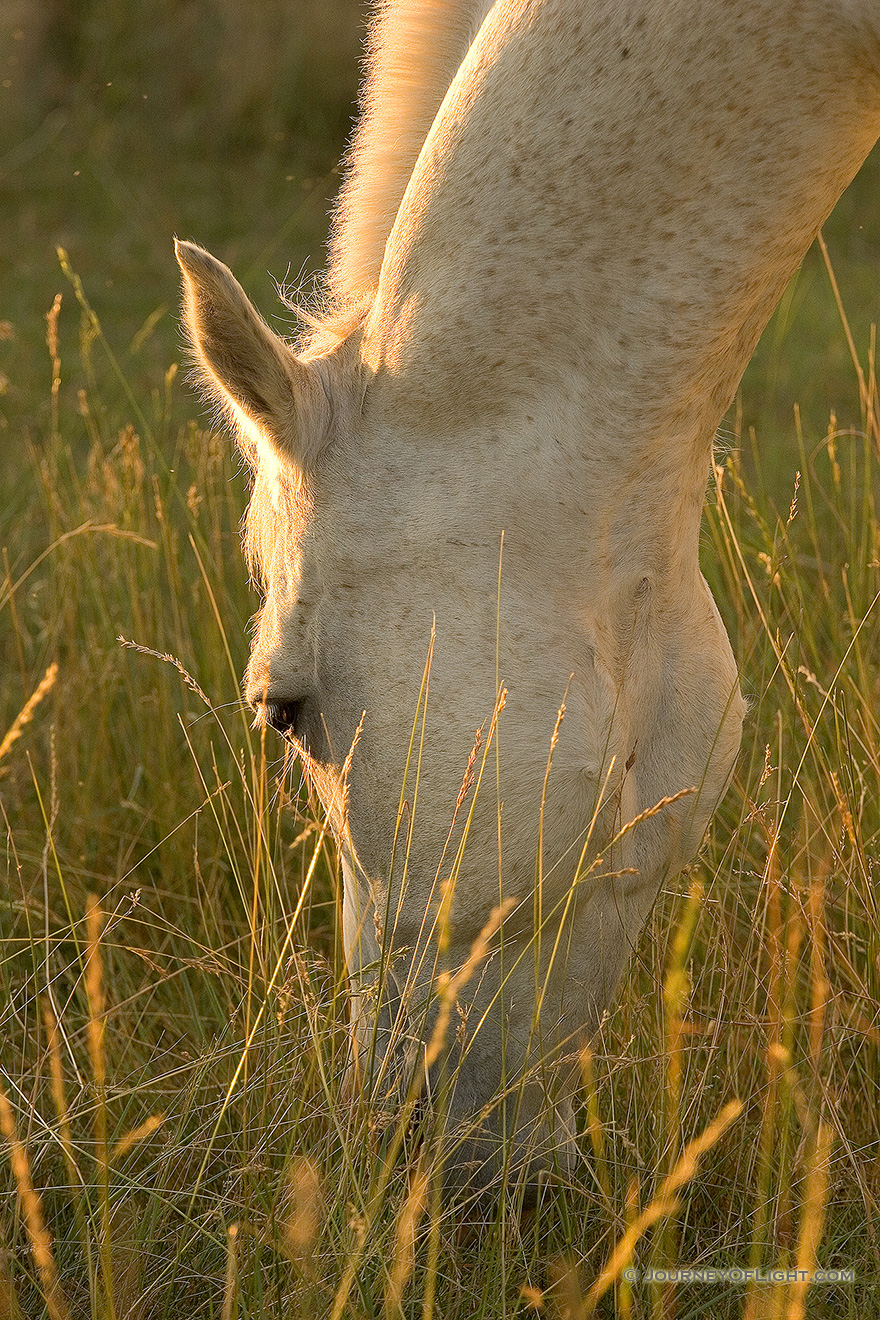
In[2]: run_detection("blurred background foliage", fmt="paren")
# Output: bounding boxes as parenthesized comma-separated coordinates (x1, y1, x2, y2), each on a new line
(1, 0, 361, 425)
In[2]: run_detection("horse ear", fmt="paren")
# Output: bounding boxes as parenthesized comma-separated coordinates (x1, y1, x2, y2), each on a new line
(175, 239, 328, 470)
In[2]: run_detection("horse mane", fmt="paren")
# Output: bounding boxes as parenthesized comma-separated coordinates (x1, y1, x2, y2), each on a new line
(315, 0, 489, 339)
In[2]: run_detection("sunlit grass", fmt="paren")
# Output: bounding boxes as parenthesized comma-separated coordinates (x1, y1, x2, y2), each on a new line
(0, 227, 877, 1317)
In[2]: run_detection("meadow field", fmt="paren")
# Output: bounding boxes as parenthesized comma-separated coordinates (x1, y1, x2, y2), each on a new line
(1, 3, 880, 1316)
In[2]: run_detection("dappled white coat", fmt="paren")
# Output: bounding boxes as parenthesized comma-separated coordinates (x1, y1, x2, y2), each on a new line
(176, 0, 880, 1190)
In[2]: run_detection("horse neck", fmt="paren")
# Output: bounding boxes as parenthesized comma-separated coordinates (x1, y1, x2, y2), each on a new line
(358, 0, 880, 565)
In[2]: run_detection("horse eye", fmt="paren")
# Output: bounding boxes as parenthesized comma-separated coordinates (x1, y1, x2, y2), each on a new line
(262, 699, 305, 737)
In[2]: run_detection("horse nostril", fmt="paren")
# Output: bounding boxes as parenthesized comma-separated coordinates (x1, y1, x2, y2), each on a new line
(262, 700, 303, 735)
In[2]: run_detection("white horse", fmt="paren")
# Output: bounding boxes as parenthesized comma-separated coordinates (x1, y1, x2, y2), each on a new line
(176, 0, 880, 1190)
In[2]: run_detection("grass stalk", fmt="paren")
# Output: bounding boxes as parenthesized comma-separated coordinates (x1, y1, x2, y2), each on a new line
(86, 895, 117, 1320)
(585, 1101, 743, 1315)
(0, 664, 58, 767)
(0, 1082, 72, 1320)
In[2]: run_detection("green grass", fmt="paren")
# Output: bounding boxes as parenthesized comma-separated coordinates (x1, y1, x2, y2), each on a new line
(2, 5, 880, 1316)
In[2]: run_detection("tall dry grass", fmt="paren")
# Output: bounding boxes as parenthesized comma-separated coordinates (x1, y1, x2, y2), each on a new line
(0, 230, 878, 1316)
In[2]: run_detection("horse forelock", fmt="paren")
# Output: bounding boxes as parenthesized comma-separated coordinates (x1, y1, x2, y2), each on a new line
(243, 467, 274, 584)
(243, 457, 313, 586)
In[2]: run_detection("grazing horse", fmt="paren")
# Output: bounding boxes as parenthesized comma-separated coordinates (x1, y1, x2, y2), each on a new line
(176, 0, 880, 1190)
